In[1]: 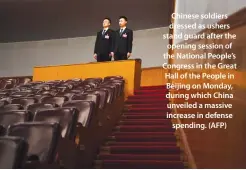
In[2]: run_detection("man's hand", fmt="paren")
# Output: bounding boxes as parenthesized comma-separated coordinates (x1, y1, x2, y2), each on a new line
(127, 52, 131, 58)
(93, 53, 97, 60)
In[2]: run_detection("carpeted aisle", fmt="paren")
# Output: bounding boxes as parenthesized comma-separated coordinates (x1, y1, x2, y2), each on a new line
(94, 85, 184, 168)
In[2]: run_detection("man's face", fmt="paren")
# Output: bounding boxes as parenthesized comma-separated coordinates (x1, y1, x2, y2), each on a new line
(119, 18, 127, 27)
(103, 19, 110, 28)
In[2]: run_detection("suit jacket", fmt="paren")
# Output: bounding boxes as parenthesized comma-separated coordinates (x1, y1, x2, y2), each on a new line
(94, 29, 115, 55)
(114, 28, 133, 54)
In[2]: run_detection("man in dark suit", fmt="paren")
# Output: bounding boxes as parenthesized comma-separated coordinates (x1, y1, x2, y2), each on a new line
(113, 16, 133, 61)
(94, 17, 115, 62)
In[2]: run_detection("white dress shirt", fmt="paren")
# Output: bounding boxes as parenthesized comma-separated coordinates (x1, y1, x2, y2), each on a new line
(102, 27, 109, 34)
(120, 27, 126, 33)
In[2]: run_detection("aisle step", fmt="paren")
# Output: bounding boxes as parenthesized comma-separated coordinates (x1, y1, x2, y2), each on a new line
(113, 125, 174, 132)
(94, 85, 184, 168)
(104, 141, 177, 146)
(95, 160, 184, 169)
(118, 119, 172, 125)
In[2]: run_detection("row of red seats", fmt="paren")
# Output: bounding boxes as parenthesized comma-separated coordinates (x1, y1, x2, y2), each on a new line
(0, 76, 125, 168)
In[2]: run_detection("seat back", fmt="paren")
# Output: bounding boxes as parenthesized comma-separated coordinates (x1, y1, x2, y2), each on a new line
(41, 96, 68, 107)
(0, 104, 24, 112)
(85, 90, 108, 109)
(10, 94, 26, 98)
(0, 97, 11, 103)
(111, 80, 125, 96)
(56, 92, 76, 101)
(39, 90, 57, 96)
(62, 84, 73, 89)
(72, 94, 100, 111)
(7, 122, 60, 163)
(95, 87, 114, 104)
(34, 108, 78, 139)
(80, 84, 92, 90)
(0, 101, 3, 108)
(66, 78, 82, 82)
(100, 83, 120, 97)
(33, 84, 50, 91)
(70, 89, 85, 94)
(5, 83, 15, 89)
(56, 86, 70, 93)
(103, 76, 123, 81)
(18, 84, 32, 89)
(63, 80, 82, 88)
(98, 85, 116, 103)
(0, 92, 10, 97)
(83, 82, 99, 88)
(0, 111, 30, 128)
(63, 100, 95, 127)
(11, 91, 33, 98)
(27, 103, 55, 119)
(0, 136, 28, 168)
(0, 100, 8, 108)
(11, 98, 38, 109)
(84, 78, 103, 83)
(34, 94, 53, 103)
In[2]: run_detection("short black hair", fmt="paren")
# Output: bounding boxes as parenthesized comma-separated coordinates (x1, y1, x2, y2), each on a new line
(119, 16, 128, 21)
(104, 17, 111, 24)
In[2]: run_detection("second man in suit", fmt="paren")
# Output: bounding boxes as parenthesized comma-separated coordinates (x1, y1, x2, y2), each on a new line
(113, 16, 133, 61)
(94, 18, 115, 62)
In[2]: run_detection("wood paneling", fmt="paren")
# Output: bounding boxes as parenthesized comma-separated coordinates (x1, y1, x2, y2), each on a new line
(140, 67, 168, 86)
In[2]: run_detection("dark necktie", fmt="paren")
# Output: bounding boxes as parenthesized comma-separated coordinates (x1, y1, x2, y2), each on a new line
(102, 30, 106, 35)
(120, 29, 123, 36)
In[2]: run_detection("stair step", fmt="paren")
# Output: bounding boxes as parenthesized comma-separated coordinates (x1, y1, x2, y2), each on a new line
(93, 85, 183, 169)
(130, 95, 169, 99)
(107, 135, 177, 142)
(123, 112, 169, 115)
(126, 99, 169, 104)
(121, 115, 169, 119)
(134, 90, 169, 95)
(118, 120, 172, 125)
(140, 85, 167, 89)
(135, 88, 169, 92)
(128, 95, 168, 99)
(111, 132, 175, 136)
(97, 153, 181, 161)
(125, 107, 170, 112)
(127, 97, 169, 100)
(101, 145, 180, 154)
(104, 141, 177, 146)
(96, 160, 184, 168)
(125, 103, 168, 108)
(126, 109, 171, 115)
(113, 125, 174, 132)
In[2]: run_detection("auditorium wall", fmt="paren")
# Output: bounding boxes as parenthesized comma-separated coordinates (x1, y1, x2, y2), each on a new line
(0, 0, 173, 77)
(0, 27, 168, 77)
